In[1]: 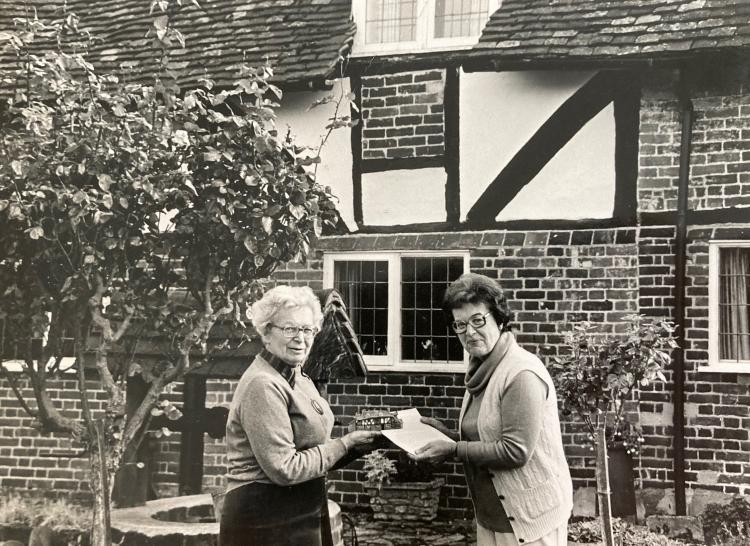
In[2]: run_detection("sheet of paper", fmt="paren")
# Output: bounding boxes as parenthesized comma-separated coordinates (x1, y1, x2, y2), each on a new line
(381, 408, 456, 456)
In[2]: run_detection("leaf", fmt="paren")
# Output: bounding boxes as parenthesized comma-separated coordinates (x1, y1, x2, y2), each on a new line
(27, 226, 44, 240)
(10, 160, 24, 176)
(119, 197, 129, 209)
(172, 129, 189, 147)
(290, 190, 306, 206)
(97, 174, 113, 191)
(261, 216, 273, 235)
(184, 179, 198, 195)
(266, 204, 282, 217)
(95, 211, 114, 224)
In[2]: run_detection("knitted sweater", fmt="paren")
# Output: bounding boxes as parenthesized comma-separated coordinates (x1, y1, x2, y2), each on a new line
(224, 352, 347, 490)
(457, 336, 573, 543)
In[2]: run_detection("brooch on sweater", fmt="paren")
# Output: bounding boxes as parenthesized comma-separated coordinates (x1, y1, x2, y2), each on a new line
(311, 399, 324, 415)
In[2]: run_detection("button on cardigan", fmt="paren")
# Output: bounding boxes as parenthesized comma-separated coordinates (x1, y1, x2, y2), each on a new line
(455, 335, 573, 543)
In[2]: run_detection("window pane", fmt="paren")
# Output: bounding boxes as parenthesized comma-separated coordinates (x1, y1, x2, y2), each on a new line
(718, 247, 750, 361)
(365, 0, 417, 44)
(334, 260, 389, 357)
(434, 0, 488, 39)
(400, 256, 464, 363)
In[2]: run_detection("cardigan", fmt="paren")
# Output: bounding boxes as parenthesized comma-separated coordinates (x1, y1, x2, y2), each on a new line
(225, 351, 348, 490)
(456, 335, 573, 543)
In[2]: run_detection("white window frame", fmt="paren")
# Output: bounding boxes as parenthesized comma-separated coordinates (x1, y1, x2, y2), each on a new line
(323, 250, 469, 372)
(351, 0, 499, 57)
(704, 240, 750, 373)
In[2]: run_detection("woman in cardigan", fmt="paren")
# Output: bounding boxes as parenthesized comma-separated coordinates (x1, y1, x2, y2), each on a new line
(220, 285, 378, 546)
(414, 273, 572, 546)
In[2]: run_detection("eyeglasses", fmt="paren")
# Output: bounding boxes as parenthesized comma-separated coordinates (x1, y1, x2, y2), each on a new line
(451, 311, 492, 334)
(268, 324, 319, 339)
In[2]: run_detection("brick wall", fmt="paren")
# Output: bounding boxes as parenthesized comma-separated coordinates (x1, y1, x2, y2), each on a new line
(360, 69, 445, 160)
(0, 375, 104, 499)
(313, 228, 643, 517)
(638, 74, 750, 212)
(4, 223, 749, 516)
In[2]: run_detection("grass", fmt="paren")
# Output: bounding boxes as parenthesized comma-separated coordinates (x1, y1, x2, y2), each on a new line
(0, 492, 91, 531)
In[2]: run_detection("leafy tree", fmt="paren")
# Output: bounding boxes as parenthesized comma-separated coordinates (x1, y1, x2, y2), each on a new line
(548, 316, 677, 546)
(0, 3, 340, 545)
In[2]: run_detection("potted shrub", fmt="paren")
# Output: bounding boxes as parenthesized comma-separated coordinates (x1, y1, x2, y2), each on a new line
(361, 450, 444, 522)
(547, 315, 677, 546)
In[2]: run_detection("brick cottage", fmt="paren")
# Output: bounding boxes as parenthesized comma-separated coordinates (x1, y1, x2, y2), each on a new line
(1, 0, 750, 522)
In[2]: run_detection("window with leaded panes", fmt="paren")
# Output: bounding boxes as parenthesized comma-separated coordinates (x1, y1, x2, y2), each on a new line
(434, 0, 489, 39)
(324, 251, 468, 370)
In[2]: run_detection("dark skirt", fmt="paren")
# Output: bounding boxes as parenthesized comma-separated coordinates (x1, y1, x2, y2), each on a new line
(219, 477, 332, 546)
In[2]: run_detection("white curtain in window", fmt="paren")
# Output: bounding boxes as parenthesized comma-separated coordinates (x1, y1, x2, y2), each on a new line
(720, 248, 750, 361)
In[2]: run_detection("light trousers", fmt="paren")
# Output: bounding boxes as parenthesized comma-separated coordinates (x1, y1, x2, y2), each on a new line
(476, 521, 567, 546)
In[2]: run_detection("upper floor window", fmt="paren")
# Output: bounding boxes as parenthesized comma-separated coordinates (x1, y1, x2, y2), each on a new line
(434, 0, 490, 38)
(707, 241, 750, 373)
(323, 251, 468, 371)
(352, 0, 497, 56)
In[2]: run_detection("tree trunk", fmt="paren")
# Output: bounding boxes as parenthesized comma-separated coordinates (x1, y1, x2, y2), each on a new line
(90, 420, 113, 546)
(595, 418, 615, 546)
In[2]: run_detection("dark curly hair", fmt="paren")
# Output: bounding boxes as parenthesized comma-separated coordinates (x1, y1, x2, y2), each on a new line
(442, 273, 512, 330)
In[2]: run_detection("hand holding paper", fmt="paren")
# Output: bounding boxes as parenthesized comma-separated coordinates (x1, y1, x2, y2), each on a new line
(381, 408, 456, 456)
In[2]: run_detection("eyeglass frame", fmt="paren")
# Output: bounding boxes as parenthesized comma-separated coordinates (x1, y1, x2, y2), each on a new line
(450, 311, 493, 334)
(267, 323, 319, 339)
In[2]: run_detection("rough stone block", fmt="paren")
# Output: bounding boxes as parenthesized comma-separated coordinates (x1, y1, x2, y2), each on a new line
(646, 514, 704, 543)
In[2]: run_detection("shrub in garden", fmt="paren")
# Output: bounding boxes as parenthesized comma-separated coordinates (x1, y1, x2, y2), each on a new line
(701, 496, 750, 546)
(362, 450, 437, 487)
(0, 492, 90, 531)
(568, 518, 687, 545)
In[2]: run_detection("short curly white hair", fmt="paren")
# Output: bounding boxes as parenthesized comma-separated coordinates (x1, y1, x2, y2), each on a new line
(249, 285, 323, 337)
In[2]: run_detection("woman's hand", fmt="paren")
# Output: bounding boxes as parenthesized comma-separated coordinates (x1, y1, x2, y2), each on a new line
(420, 417, 459, 441)
(411, 439, 456, 465)
(340, 430, 381, 450)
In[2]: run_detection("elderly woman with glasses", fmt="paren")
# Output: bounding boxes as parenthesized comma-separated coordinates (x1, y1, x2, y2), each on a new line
(413, 273, 572, 546)
(220, 285, 379, 546)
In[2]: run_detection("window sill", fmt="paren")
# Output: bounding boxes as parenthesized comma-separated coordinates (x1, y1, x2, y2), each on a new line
(351, 43, 475, 58)
(698, 363, 750, 374)
(2, 358, 77, 373)
(365, 362, 465, 374)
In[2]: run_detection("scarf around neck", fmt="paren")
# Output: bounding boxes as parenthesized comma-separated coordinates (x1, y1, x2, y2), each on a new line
(464, 331, 513, 395)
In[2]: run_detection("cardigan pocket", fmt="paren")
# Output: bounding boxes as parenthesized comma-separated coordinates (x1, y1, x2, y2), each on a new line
(516, 480, 560, 519)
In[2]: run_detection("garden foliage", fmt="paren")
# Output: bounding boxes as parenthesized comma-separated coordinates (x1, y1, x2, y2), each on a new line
(0, 2, 341, 544)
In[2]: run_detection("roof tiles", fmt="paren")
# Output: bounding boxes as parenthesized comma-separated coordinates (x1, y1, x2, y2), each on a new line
(0, 0, 355, 91)
(472, 0, 750, 63)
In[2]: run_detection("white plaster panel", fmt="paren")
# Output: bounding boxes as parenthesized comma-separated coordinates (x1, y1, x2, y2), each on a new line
(460, 70, 616, 221)
(361, 168, 446, 225)
(496, 104, 616, 220)
(276, 82, 355, 230)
